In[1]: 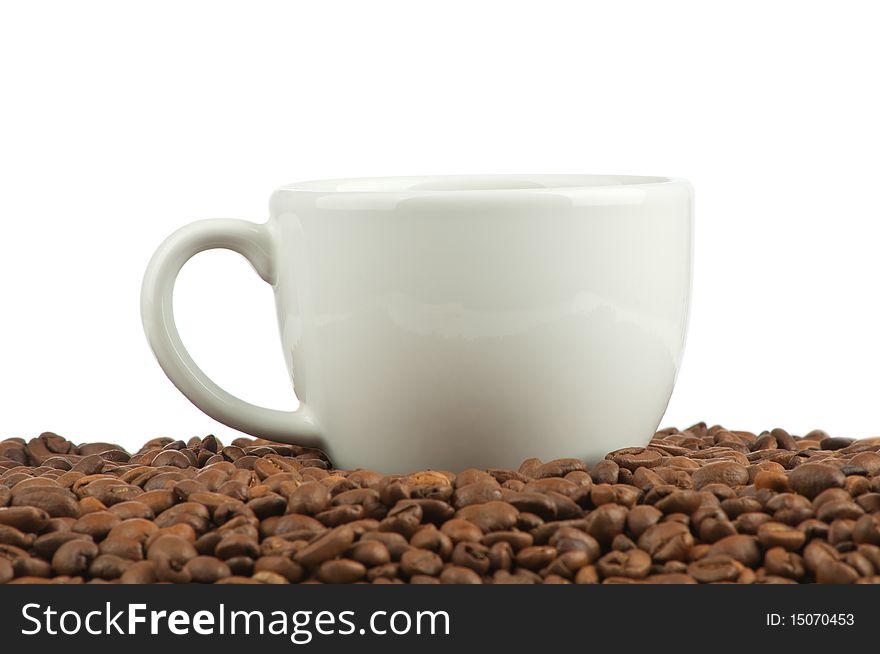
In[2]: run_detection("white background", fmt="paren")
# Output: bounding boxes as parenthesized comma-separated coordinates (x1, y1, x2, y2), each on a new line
(1, 0, 878, 453)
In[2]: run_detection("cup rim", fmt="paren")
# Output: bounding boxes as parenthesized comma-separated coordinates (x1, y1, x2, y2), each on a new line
(276, 174, 687, 195)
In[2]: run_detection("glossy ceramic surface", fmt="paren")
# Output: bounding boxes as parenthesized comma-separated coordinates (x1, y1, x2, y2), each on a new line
(141, 175, 693, 471)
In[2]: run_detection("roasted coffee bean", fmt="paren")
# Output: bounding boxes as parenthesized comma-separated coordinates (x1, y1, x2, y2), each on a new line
(440, 518, 483, 543)
(449, 541, 490, 574)
(0, 524, 32, 549)
(853, 514, 880, 545)
(349, 540, 391, 567)
(251, 570, 288, 584)
(765, 547, 805, 579)
(254, 555, 304, 583)
(687, 554, 741, 583)
(318, 558, 366, 583)
(0, 506, 50, 533)
(295, 525, 354, 567)
(400, 548, 443, 577)
(591, 460, 620, 485)
(99, 536, 143, 560)
(455, 501, 518, 532)
(453, 481, 502, 508)
(3, 426, 880, 583)
(816, 560, 859, 584)
(11, 486, 80, 518)
(361, 531, 410, 560)
(146, 534, 197, 574)
(655, 490, 702, 515)
(626, 505, 663, 538)
(215, 534, 260, 560)
(583, 503, 628, 545)
(225, 556, 254, 577)
(757, 522, 806, 551)
(440, 565, 483, 584)
(692, 461, 749, 489)
(638, 522, 694, 562)
(705, 535, 761, 567)
(788, 463, 846, 499)
(488, 540, 514, 571)
(287, 482, 330, 515)
(89, 554, 132, 579)
(72, 511, 120, 541)
(379, 503, 422, 538)
(549, 527, 600, 562)
(405, 471, 453, 502)
(482, 530, 533, 551)
(596, 549, 651, 579)
(181, 555, 230, 583)
(410, 525, 453, 558)
(52, 539, 98, 575)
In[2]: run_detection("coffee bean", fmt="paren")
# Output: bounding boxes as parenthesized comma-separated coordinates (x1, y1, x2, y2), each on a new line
(626, 505, 663, 538)
(583, 503, 628, 546)
(597, 549, 651, 579)
(99, 537, 143, 560)
(764, 547, 805, 579)
(410, 524, 453, 558)
(400, 548, 443, 577)
(655, 490, 702, 515)
(378, 502, 422, 538)
(14, 557, 52, 578)
(821, 437, 856, 451)
(692, 461, 749, 489)
(788, 463, 846, 499)
(0, 524, 33, 549)
(455, 501, 518, 532)
(440, 518, 483, 543)
(853, 514, 880, 545)
(405, 471, 453, 502)
(572, 564, 599, 584)
(11, 486, 80, 518)
(361, 532, 409, 560)
(0, 506, 50, 532)
(88, 554, 132, 579)
(453, 481, 502, 509)
(52, 539, 98, 575)
(482, 530, 533, 551)
(72, 511, 121, 541)
(349, 540, 391, 567)
(638, 522, 694, 562)
(217, 555, 250, 577)
(816, 559, 859, 584)
(4, 564, 32, 583)
(484, 541, 511, 571)
(591, 460, 619, 485)
(318, 558, 366, 583)
(215, 534, 260, 560)
(253, 555, 304, 583)
(146, 534, 197, 575)
(757, 522, 806, 551)
(3, 426, 880, 584)
(705, 535, 761, 567)
(687, 554, 741, 583)
(440, 565, 483, 584)
(295, 525, 354, 567)
(451, 541, 490, 575)
(287, 482, 329, 515)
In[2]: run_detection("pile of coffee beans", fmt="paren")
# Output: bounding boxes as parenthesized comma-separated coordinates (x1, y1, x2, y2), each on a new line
(2, 424, 880, 583)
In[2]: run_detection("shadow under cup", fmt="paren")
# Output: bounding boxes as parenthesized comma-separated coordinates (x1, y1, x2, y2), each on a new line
(142, 175, 692, 473)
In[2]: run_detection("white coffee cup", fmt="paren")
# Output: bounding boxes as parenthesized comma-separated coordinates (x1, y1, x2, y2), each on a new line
(141, 175, 692, 472)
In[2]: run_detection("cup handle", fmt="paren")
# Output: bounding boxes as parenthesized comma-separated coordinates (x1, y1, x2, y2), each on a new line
(140, 218, 324, 447)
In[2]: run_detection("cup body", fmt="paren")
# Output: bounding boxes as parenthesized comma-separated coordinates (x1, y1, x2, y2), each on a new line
(267, 175, 692, 471)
